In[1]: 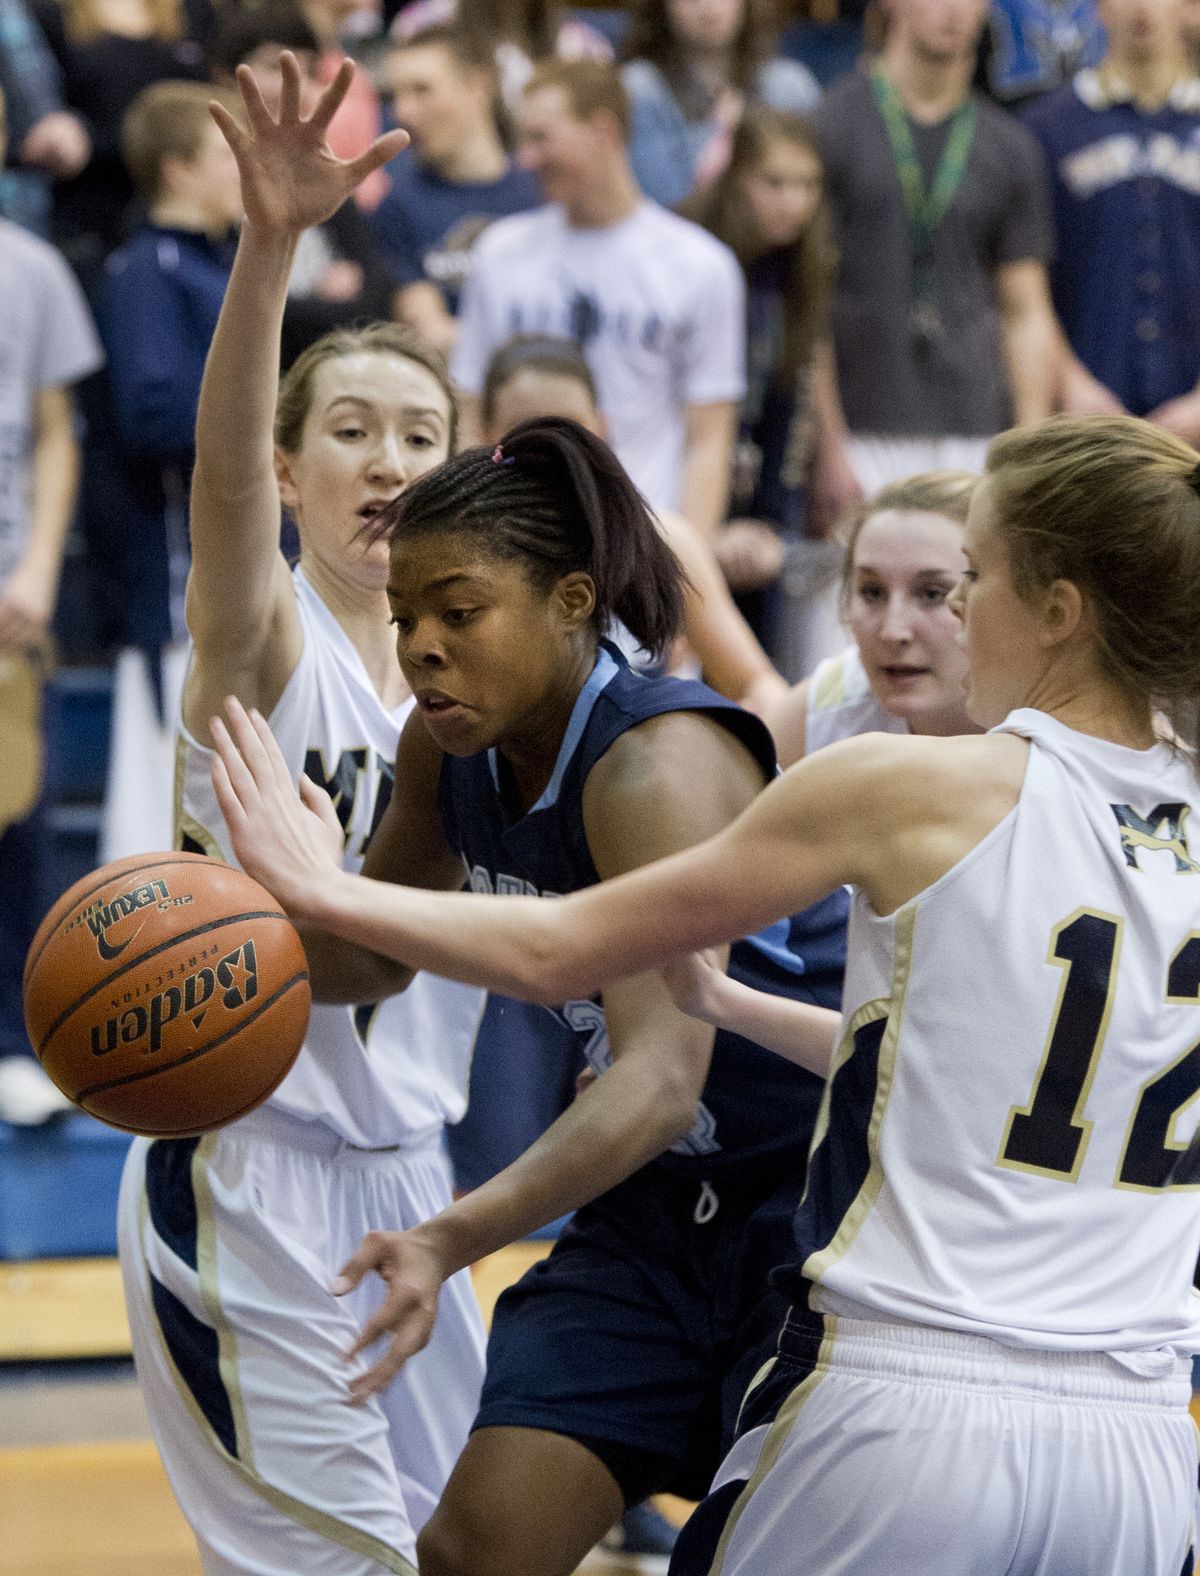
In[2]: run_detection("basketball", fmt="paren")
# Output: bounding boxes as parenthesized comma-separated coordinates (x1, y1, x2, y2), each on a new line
(22, 852, 311, 1138)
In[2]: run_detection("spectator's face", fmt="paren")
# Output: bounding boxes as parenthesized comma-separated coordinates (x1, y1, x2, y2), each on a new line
(240, 45, 322, 115)
(739, 138, 822, 249)
(888, 0, 989, 62)
(1099, 0, 1184, 61)
(847, 509, 971, 729)
(485, 369, 604, 444)
(390, 44, 487, 164)
(277, 351, 452, 589)
(172, 121, 244, 231)
(666, 0, 745, 54)
(518, 88, 603, 204)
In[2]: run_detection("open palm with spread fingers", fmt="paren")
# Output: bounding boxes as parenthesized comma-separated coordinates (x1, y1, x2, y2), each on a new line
(210, 696, 345, 915)
(210, 50, 409, 236)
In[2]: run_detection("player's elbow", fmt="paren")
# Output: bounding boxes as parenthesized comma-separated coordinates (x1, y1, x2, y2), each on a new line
(652, 1068, 704, 1151)
(505, 915, 595, 1006)
(304, 938, 414, 1005)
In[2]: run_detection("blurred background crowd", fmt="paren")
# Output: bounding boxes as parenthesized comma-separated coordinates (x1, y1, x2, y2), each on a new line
(2, 0, 1199, 1124)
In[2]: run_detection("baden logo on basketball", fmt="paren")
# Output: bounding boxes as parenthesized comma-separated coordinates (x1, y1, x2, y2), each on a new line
(75, 877, 196, 960)
(89, 939, 260, 1059)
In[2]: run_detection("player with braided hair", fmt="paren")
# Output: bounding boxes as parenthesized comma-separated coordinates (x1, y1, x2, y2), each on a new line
(212, 412, 848, 1576)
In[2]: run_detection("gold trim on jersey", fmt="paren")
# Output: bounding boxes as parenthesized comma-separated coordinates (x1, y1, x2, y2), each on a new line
(802, 903, 916, 1286)
(191, 1135, 256, 1469)
(139, 1173, 419, 1574)
(708, 1315, 839, 1576)
(810, 651, 849, 713)
(173, 734, 224, 859)
(733, 1355, 778, 1437)
(997, 907, 1124, 1184)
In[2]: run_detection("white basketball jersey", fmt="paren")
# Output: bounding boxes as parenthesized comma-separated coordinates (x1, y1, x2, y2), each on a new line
(175, 569, 485, 1148)
(805, 646, 906, 755)
(795, 708, 1200, 1356)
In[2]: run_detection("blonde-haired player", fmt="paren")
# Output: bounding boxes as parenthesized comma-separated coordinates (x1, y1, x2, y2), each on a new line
(768, 470, 979, 764)
(116, 58, 486, 1576)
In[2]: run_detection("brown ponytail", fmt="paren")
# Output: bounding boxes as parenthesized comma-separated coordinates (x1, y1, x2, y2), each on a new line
(985, 415, 1200, 758)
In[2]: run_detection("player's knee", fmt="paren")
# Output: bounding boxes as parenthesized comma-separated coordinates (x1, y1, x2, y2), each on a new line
(416, 1507, 493, 1576)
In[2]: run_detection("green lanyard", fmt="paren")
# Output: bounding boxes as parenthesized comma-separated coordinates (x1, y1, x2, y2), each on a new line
(869, 62, 977, 333)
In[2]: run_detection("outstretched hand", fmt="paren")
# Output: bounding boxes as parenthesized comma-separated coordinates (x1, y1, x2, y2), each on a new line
(210, 695, 345, 918)
(332, 1230, 448, 1403)
(211, 51, 408, 237)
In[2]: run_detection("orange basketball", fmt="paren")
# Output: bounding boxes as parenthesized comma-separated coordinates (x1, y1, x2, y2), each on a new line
(23, 852, 311, 1138)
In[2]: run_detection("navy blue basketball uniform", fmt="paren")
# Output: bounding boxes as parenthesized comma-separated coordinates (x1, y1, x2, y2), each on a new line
(438, 643, 848, 1501)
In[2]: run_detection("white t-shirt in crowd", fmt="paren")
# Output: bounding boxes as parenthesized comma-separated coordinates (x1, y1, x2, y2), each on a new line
(451, 200, 746, 511)
(0, 218, 103, 583)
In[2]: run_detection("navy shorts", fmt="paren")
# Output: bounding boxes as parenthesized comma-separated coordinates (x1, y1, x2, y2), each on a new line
(474, 1158, 803, 1505)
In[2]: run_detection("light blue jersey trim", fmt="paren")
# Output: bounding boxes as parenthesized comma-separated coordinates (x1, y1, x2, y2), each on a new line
(486, 647, 620, 808)
(742, 917, 808, 977)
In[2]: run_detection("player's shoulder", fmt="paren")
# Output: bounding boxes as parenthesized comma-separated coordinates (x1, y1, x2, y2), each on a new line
(587, 705, 767, 817)
(785, 730, 1028, 827)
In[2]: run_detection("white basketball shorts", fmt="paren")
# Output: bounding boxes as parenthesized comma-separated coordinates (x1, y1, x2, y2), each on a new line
(118, 1107, 486, 1575)
(684, 1311, 1198, 1576)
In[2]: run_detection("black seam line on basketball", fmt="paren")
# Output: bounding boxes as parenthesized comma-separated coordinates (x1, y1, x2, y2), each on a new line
(35, 912, 295, 1058)
(73, 971, 310, 1101)
(84, 1075, 280, 1136)
(24, 856, 217, 985)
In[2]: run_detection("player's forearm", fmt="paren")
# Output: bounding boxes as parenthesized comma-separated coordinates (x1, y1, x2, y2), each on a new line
(409, 1053, 702, 1276)
(694, 976, 840, 1075)
(305, 869, 582, 1002)
(677, 539, 786, 708)
(192, 225, 298, 506)
(300, 926, 416, 1004)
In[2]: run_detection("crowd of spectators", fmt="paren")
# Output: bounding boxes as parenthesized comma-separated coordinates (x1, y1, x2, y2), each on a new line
(1, 0, 1199, 1129)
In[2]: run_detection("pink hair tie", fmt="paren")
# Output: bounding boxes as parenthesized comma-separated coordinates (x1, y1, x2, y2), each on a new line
(492, 444, 504, 464)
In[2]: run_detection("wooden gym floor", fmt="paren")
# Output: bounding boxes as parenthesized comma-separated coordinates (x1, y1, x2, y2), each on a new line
(0, 1250, 688, 1576)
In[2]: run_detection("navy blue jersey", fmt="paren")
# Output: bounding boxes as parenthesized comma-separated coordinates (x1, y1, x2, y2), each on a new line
(438, 643, 848, 1178)
(368, 153, 540, 312)
(1024, 72, 1200, 415)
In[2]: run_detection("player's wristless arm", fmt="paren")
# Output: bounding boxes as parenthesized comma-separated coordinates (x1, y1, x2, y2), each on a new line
(192, 226, 298, 507)
(296, 924, 416, 1004)
(693, 975, 840, 1075)
(305, 869, 581, 1002)
(402, 1050, 704, 1277)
